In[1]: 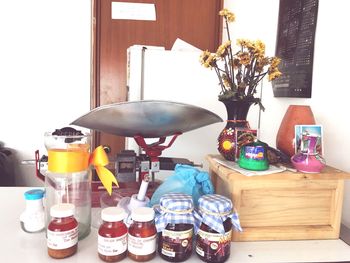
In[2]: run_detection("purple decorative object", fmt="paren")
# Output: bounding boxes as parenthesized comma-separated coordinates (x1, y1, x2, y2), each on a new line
(291, 134, 325, 173)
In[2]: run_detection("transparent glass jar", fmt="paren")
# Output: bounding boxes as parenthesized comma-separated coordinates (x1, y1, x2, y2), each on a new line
(44, 130, 92, 240)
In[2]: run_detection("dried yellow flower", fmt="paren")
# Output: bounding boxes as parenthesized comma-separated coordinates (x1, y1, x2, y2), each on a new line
(237, 39, 252, 48)
(270, 57, 281, 68)
(268, 68, 282, 81)
(216, 41, 231, 57)
(238, 52, 251, 66)
(219, 9, 235, 22)
(252, 40, 265, 57)
(200, 50, 216, 68)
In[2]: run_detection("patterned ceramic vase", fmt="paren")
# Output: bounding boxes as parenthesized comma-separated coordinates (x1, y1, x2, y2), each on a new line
(217, 99, 253, 161)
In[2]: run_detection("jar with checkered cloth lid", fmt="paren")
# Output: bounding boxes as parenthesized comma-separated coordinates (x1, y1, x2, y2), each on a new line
(195, 194, 242, 263)
(154, 193, 200, 262)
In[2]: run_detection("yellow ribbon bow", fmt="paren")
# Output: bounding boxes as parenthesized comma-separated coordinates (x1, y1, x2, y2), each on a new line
(89, 146, 119, 195)
(48, 145, 118, 195)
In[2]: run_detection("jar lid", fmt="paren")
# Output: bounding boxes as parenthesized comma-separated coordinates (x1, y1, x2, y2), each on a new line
(101, 207, 126, 222)
(131, 207, 154, 222)
(159, 193, 194, 213)
(198, 194, 232, 215)
(155, 193, 198, 233)
(197, 194, 242, 234)
(24, 189, 45, 200)
(50, 203, 75, 218)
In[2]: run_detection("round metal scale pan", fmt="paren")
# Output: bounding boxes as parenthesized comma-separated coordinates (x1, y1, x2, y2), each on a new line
(71, 100, 222, 138)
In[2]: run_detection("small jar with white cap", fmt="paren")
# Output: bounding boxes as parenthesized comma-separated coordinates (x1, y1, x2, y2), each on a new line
(98, 207, 128, 262)
(128, 207, 157, 262)
(47, 203, 78, 259)
(20, 189, 45, 233)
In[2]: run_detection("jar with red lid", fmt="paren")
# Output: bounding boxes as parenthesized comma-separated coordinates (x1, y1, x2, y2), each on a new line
(47, 203, 79, 259)
(195, 194, 242, 263)
(155, 193, 199, 262)
(98, 207, 128, 262)
(128, 207, 157, 262)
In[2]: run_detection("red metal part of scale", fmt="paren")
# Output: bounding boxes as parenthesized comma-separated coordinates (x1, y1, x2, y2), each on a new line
(133, 133, 181, 162)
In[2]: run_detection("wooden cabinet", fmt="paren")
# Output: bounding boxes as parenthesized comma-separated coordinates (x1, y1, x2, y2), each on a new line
(207, 154, 350, 241)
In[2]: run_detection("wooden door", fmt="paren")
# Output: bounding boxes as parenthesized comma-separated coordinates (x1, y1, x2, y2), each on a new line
(92, 0, 223, 158)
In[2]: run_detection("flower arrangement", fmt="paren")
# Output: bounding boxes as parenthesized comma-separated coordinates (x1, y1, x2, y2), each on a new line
(200, 9, 282, 110)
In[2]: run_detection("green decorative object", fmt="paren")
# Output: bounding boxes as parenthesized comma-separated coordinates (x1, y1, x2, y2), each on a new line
(238, 140, 269, 171)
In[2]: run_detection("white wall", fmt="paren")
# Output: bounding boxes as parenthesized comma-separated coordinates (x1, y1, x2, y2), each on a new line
(0, 1, 91, 186)
(1, 0, 350, 227)
(225, 0, 350, 227)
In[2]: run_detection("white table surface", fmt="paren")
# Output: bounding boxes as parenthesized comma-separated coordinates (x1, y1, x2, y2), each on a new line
(2, 187, 350, 263)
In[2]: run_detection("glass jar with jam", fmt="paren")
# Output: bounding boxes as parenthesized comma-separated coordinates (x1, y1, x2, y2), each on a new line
(195, 194, 242, 263)
(98, 207, 128, 262)
(155, 193, 198, 262)
(128, 207, 157, 262)
(47, 203, 79, 259)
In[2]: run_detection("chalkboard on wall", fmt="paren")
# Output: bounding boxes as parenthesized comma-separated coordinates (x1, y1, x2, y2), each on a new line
(272, 0, 319, 98)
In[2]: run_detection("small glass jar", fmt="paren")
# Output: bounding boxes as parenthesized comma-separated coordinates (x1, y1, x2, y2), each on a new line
(47, 203, 79, 259)
(156, 193, 195, 262)
(128, 207, 157, 262)
(195, 194, 241, 263)
(20, 189, 45, 233)
(196, 219, 232, 263)
(98, 207, 128, 262)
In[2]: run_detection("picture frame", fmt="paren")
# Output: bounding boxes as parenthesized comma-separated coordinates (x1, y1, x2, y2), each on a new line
(235, 128, 257, 158)
(294, 124, 323, 155)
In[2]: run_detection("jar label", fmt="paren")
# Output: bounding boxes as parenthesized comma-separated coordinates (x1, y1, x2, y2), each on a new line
(244, 146, 265, 160)
(160, 228, 193, 258)
(98, 233, 127, 256)
(47, 226, 78, 249)
(127, 234, 156, 256)
(196, 229, 232, 258)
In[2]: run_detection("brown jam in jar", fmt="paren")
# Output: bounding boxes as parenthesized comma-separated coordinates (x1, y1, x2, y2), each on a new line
(196, 218, 232, 263)
(98, 207, 128, 262)
(158, 223, 193, 262)
(128, 207, 157, 262)
(47, 203, 78, 259)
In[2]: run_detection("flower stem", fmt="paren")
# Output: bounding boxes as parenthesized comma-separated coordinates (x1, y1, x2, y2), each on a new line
(224, 18, 235, 89)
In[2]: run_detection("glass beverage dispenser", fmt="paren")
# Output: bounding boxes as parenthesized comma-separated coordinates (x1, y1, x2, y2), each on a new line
(44, 131, 92, 240)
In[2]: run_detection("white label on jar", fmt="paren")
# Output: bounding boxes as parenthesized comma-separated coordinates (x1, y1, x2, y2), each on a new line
(47, 226, 78, 249)
(161, 228, 193, 257)
(98, 233, 127, 256)
(127, 234, 156, 256)
(197, 229, 232, 243)
(195, 246, 205, 257)
(162, 228, 193, 240)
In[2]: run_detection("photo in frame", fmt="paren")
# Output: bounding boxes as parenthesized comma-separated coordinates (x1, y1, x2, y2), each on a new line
(235, 128, 257, 159)
(294, 124, 323, 155)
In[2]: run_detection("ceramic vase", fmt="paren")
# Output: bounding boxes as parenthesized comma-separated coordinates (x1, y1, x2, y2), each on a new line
(276, 105, 316, 158)
(217, 100, 253, 161)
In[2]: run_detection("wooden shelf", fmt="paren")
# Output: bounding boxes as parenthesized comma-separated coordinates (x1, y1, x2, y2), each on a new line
(207, 154, 350, 242)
